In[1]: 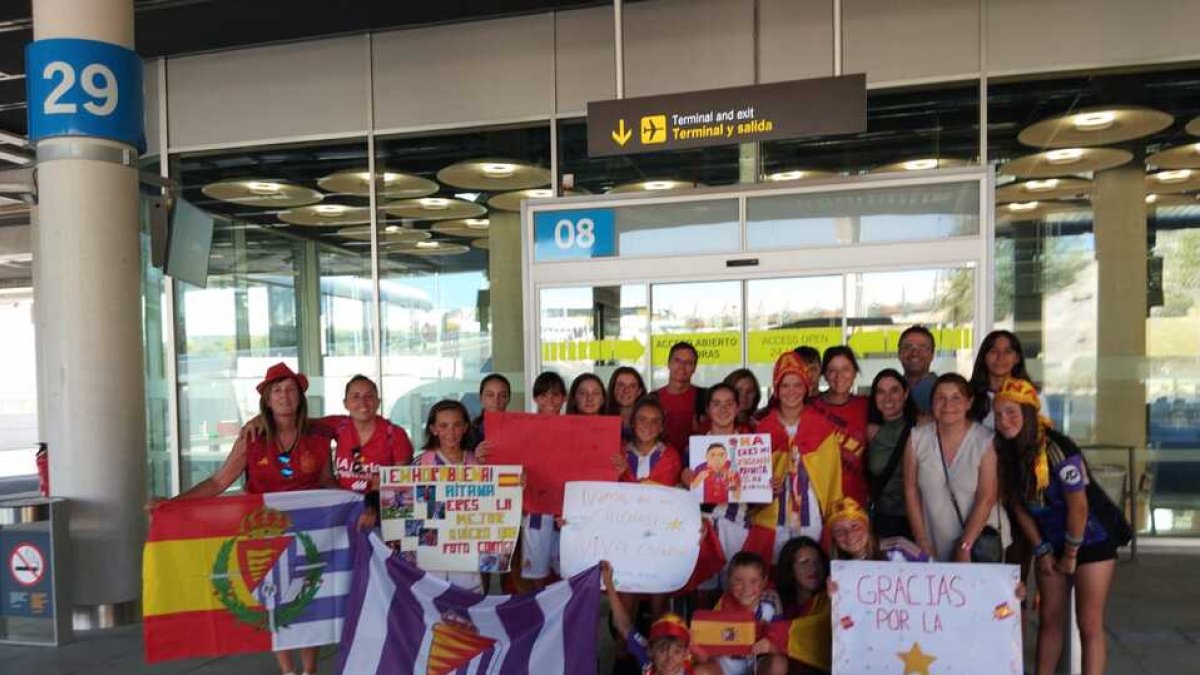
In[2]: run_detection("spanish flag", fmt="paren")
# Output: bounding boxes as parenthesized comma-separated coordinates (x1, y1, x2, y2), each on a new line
(765, 593, 832, 672)
(142, 490, 362, 662)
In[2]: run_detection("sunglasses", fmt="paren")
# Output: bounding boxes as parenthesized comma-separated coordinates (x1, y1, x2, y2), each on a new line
(279, 451, 294, 478)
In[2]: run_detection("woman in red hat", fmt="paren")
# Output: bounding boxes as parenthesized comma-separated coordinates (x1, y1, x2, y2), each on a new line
(169, 361, 336, 675)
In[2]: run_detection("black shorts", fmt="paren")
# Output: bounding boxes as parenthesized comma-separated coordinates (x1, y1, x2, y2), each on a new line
(1055, 539, 1118, 565)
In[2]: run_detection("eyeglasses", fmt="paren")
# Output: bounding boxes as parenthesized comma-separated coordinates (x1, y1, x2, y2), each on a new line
(899, 343, 933, 354)
(278, 451, 294, 478)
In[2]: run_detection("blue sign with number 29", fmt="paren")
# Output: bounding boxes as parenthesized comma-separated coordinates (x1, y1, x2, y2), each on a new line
(26, 38, 144, 152)
(533, 208, 616, 261)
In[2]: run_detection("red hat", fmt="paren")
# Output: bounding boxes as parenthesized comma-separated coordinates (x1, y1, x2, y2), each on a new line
(649, 613, 690, 644)
(772, 351, 812, 395)
(256, 362, 309, 395)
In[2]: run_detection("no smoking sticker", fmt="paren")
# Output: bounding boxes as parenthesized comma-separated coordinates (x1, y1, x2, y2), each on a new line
(9, 542, 46, 587)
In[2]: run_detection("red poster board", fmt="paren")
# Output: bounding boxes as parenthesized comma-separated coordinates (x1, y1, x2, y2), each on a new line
(484, 411, 621, 516)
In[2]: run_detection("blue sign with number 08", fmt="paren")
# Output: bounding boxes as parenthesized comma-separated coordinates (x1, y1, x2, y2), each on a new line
(26, 38, 145, 152)
(533, 209, 616, 261)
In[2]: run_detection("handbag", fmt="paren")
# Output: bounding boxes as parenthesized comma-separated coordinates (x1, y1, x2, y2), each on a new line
(937, 429, 1004, 563)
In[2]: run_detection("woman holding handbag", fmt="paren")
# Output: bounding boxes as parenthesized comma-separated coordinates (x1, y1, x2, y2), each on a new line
(903, 373, 1010, 562)
(865, 369, 919, 540)
(993, 377, 1122, 675)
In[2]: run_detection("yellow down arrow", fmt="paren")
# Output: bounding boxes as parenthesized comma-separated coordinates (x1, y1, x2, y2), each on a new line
(611, 119, 632, 146)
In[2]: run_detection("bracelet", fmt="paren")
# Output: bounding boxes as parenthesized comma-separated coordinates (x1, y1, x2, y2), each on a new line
(1064, 532, 1084, 547)
(1033, 541, 1053, 559)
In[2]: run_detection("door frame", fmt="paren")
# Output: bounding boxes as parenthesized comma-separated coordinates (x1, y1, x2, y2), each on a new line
(521, 167, 994, 406)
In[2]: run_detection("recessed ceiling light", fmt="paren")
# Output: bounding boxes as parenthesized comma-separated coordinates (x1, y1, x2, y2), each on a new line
(416, 241, 439, 249)
(1072, 111, 1117, 131)
(385, 225, 400, 233)
(454, 192, 480, 202)
(419, 197, 451, 209)
(1155, 169, 1193, 183)
(1145, 194, 1159, 204)
(1025, 179, 1059, 192)
(644, 181, 675, 190)
(527, 189, 553, 198)
(902, 159, 939, 171)
(1194, 143, 1200, 154)
(246, 181, 282, 195)
(1046, 148, 1085, 164)
(1008, 201, 1040, 212)
(465, 218, 490, 229)
(767, 170, 807, 181)
(481, 163, 518, 178)
(314, 204, 347, 216)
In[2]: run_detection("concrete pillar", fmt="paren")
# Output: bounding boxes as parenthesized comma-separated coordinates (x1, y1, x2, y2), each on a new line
(489, 211, 525, 401)
(1092, 164, 1148, 513)
(30, 0, 145, 614)
(1012, 230, 1044, 363)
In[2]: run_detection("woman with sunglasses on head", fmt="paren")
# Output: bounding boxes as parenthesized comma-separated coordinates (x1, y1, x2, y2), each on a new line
(167, 362, 337, 675)
(993, 377, 1117, 675)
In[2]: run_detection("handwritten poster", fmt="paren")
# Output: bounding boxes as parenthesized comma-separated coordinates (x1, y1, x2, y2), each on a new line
(559, 481, 700, 593)
(688, 434, 772, 504)
(379, 465, 523, 573)
(830, 560, 1022, 675)
(485, 411, 621, 515)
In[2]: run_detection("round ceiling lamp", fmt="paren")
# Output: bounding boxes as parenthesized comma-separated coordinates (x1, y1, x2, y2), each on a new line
(278, 204, 371, 227)
(383, 197, 487, 220)
(608, 179, 699, 194)
(1183, 116, 1200, 136)
(999, 148, 1132, 179)
(433, 218, 492, 238)
(337, 225, 432, 245)
(488, 188, 556, 212)
(1017, 106, 1173, 148)
(1147, 143, 1200, 170)
(870, 158, 971, 173)
(390, 241, 472, 256)
(317, 169, 439, 199)
(995, 178, 1092, 203)
(996, 200, 1087, 223)
(1145, 193, 1198, 208)
(763, 169, 835, 182)
(202, 179, 323, 207)
(1145, 169, 1200, 194)
(471, 238, 490, 250)
(436, 159, 551, 191)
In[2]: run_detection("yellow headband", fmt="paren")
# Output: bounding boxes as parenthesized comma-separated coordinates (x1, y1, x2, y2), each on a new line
(995, 376, 1040, 412)
(826, 497, 869, 529)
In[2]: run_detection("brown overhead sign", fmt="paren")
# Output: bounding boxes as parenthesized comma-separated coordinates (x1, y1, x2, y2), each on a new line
(587, 74, 867, 157)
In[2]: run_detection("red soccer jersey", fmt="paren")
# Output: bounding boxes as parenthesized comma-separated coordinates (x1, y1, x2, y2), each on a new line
(809, 395, 870, 506)
(244, 428, 333, 494)
(655, 385, 700, 456)
(316, 415, 415, 493)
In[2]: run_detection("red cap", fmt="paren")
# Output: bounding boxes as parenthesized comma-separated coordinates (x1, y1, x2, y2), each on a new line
(256, 362, 309, 395)
(649, 613, 690, 644)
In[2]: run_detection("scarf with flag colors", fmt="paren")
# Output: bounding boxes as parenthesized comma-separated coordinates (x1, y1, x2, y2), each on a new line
(142, 490, 363, 662)
(337, 531, 601, 675)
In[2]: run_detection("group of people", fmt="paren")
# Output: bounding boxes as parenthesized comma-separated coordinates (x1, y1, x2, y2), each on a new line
(161, 326, 1123, 675)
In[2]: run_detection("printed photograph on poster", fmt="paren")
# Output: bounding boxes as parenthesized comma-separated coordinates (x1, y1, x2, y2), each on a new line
(559, 481, 700, 593)
(379, 465, 523, 574)
(829, 560, 1023, 674)
(687, 434, 772, 504)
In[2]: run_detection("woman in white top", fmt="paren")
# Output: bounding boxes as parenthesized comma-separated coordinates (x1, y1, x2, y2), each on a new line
(904, 373, 1010, 562)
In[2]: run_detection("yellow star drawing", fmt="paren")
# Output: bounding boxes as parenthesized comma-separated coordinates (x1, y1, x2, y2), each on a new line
(896, 641, 936, 675)
(666, 518, 683, 531)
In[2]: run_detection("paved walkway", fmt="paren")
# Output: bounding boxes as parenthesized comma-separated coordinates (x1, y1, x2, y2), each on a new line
(0, 546, 1197, 674)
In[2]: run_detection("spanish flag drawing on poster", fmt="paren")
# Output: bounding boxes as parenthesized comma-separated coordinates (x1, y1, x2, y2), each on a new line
(142, 490, 362, 662)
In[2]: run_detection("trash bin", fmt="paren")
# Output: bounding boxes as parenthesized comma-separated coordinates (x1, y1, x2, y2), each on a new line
(0, 496, 71, 645)
(1090, 463, 1127, 510)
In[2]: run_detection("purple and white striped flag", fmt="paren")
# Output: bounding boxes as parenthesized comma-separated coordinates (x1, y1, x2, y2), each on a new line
(336, 532, 601, 675)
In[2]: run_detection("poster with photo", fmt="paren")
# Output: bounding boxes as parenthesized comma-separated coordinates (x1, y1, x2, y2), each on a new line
(687, 434, 772, 504)
(379, 464, 523, 573)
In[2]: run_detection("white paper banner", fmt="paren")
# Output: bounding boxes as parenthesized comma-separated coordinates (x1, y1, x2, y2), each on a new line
(379, 465, 522, 573)
(688, 433, 772, 504)
(831, 560, 1022, 675)
(559, 481, 700, 593)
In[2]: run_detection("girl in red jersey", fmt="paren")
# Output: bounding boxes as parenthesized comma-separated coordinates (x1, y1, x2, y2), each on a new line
(167, 362, 337, 675)
(328, 375, 414, 493)
(808, 346, 870, 507)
